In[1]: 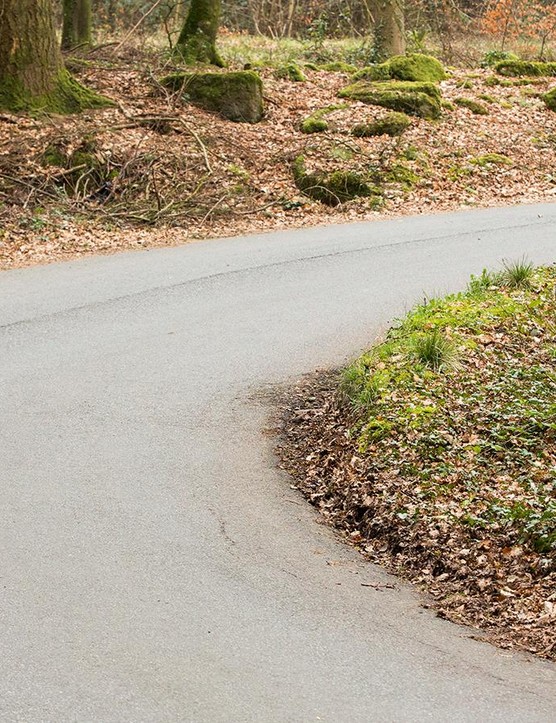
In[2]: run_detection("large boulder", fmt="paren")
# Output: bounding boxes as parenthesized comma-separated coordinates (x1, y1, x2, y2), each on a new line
(161, 71, 264, 123)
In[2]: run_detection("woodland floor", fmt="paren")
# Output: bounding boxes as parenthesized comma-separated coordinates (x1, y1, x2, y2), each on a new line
(2, 41, 556, 270)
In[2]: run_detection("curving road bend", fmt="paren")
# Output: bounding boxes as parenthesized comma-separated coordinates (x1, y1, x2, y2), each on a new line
(2, 204, 556, 722)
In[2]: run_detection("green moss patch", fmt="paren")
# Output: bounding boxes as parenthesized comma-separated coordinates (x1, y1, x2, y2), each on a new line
(470, 153, 512, 167)
(454, 97, 489, 115)
(0, 69, 112, 115)
(292, 156, 377, 206)
(543, 87, 556, 111)
(300, 115, 329, 133)
(354, 53, 446, 83)
(300, 104, 347, 134)
(280, 264, 556, 661)
(318, 61, 358, 73)
(495, 60, 556, 77)
(275, 63, 306, 82)
(161, 70, 263, 123)
(352, 112, 411, 137)
(41, 137, 114, 195)
(339, 80, 441, 119)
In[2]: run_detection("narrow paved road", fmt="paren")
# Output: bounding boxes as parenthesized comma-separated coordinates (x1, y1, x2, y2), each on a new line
(2, 205, 556, 722)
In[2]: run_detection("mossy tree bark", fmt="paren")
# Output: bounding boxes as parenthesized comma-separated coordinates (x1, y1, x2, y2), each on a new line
(373, 0, 406, 59)
(174, 0, 225, 67)
(0, 0, 110, 113)
(62, 0, 92, 51)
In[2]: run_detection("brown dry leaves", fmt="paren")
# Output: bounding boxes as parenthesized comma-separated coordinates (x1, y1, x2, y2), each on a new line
(1, 49, 556, 270)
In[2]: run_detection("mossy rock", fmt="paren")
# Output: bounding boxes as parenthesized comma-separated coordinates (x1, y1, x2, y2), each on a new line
(454, 97, 489, 115)
(352, 111, 411, 137)
(292, 156, 376, 206)
(275, 63, 306, 82)
(301, 115, 329, 133)
(161, 71, 264, 123)
(495, 60, 556, 77)
(300, 104, 348, 134)
(354, 54, 446, 83)
(339, 80, 441, 119)
(543, 87, 556, 111)
(376, 162, 420, 190)
(318, 62, 358, 74)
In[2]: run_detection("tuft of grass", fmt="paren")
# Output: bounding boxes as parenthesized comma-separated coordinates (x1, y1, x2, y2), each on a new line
(410, 328, 458, 371)
(502, 257, 534, 288)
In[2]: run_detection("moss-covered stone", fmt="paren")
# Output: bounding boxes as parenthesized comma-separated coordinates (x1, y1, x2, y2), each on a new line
(378, 162, 420, 189)
(351, 111, 411, 137)
(454, 97, 489, 115)
(301, 115, 329, 133)
(275, 63, 306, 82)
(339, 80, 441, 119)
(299, 104, 348, 134)
(354, 53, 446, 83)
(161, 71, 263, 123)
(292, 156, 376, 206)
(318, 61, 358, 73)
(495, 60, 556, 77)
(543, 87, 556, 111)
(478, 93, 496, 104)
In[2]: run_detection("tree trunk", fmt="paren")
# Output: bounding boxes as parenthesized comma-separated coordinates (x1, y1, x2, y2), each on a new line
(374, 0, 406, 59)
(0, 0, 109, 113)
(62, 0, 93, 51)
(174, 0, 224, 66)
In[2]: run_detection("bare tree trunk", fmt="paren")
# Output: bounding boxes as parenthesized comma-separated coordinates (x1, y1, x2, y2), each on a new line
(285, 0, 297, 37)
(0, 0, 108, 113)
(373, 0, 406, 58)
(62, 0, 93, 50)
(174, 0, 224, 66)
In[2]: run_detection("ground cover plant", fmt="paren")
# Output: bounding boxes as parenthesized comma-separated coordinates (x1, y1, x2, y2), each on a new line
(279, 262, 556, 660)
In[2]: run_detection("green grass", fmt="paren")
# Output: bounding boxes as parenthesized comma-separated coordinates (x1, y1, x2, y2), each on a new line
(341, 263, 556, 554)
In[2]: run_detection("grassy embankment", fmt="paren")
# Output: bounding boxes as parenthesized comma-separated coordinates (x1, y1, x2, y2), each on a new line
(282, 261, 556, 658)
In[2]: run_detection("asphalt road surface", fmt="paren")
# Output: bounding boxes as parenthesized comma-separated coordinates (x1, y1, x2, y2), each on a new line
(2, 204, 556, 722)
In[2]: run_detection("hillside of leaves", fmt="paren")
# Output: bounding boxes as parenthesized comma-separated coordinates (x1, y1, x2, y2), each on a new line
(1, 41, 556, 269)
